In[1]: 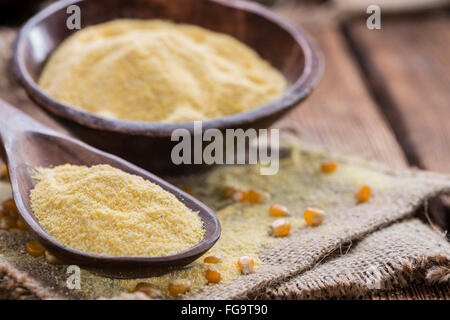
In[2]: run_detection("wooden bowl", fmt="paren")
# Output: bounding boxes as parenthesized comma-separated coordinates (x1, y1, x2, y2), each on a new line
(13, 0, 323, 175)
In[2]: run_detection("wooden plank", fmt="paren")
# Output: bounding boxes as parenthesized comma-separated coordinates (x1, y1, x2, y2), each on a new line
(343, 14, 450, 228)
(274, 2, 407, 168)
(272, 2, 449, 299)
(344, 15, 450, 173)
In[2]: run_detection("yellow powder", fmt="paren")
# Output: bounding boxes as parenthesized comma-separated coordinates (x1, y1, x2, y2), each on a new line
(120, 148, 397, 295)
(29, 164, 204, 257)
(38, 19, 286, 122)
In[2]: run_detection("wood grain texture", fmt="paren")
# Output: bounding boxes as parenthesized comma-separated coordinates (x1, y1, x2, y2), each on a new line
(344, 14, 450, 173)
(272, 2, 449, 299)
(274, 2, 407, 168)
(343, 14, 450, 229)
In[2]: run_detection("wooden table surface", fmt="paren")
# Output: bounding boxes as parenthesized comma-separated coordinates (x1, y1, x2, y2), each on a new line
(272, 0, 450, 299)
(0, 0, 448, 300)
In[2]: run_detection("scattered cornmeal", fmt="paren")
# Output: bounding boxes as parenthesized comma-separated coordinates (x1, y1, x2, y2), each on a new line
(268, 219, 291, 237)
(304, 208, 325, 226)
(39, 19, 286, 123)
(168, 279, 191, 296)
(134, 282, 164, 299)
(205, 270, 221, 284)
(269, 204, 289, 217)
(356, 185, 371, 203)
(321, 161, 338, 173)
(204, 256, 221, 264)
(45, 250, 63, 265)
(238, 256, 255, 275)
(26, 241, 45, 257)
(30, 164, 204, 257)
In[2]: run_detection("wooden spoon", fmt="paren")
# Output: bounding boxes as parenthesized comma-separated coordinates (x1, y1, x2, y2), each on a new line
(0, 99, 221, 278)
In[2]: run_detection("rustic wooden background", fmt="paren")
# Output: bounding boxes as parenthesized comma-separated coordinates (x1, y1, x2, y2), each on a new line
(272, 0, 450, 299)
(0, 0, 449, 299)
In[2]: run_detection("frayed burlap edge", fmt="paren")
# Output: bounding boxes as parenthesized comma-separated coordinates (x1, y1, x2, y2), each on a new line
(261, 255, 450, 300)
(257, 218, 450, 299)
(0, 259, 63, 300)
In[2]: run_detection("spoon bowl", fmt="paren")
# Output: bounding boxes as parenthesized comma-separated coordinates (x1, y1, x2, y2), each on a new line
(0, 99, 221, 278)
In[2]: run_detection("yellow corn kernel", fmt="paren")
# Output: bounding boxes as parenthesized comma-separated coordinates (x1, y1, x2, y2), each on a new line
(26, 241, 45, 257)
(238, 256, 255, 275)
(304, 207, 325, 226)
(204, 256, 221, 264)
(16, 217, 28, 231)
(231, 189, 247, 203)
(269, 204, 289, 217)
(0, 216, 17, 230)
(168, 279, 191, 296)
(268, 219, 291, 237)
(205, 269, 221, 284)
(45, 250, 63, 265)
(224, 187, 236, 198)
(321, 161, 338, 173)
(2, 198, 17, 217)
(181, 186, 193, 195)
(356, 185, 371, 203)
(134, 282, 164, 298)
(246, 189, 270, 204)
(0, 164, 7, 180)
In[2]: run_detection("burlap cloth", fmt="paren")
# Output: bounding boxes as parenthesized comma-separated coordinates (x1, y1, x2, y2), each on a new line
(0, 28, 449, 300)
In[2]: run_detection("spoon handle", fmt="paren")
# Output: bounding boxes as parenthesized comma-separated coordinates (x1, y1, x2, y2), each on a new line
(0, 99, 51, 146)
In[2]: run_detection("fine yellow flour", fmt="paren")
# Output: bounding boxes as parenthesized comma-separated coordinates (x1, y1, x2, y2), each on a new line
(38, 19, 286, 122)
(29, 164, 204, 257)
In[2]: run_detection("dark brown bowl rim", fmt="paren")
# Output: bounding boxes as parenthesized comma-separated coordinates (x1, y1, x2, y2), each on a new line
(13, 0, 323, 137)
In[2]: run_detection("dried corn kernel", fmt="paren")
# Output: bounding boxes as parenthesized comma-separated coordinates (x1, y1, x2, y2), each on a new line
(0, 216, 17, 230)
(238, 256, 255, 275)
(2, 198, 17, 216)
(246, 189, 270, 204)
(16, 217, 28, 231)
(0, 164, 7, 180)
(45, 250, 63, 265)
(321, 161, 338, 173)
(168, 279, 191, 296)
(26, 241, 45, 257)
(356, 185, 371, 203)
(204, 256, 221, 264)
(205, 269, 221, 284)
(224, 186, 236, 198)
(181, 186, 193, 195)
(269, 204, 289, 217)
(304, 207, 325, 226)
(134, 282, 164, 298)
(231, 189, 247, 202)
(268, 218, 291, 237)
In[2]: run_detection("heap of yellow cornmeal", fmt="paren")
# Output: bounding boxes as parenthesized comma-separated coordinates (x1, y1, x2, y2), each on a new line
(30, 164, 204, 257)
(38, 19, 286, 122)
